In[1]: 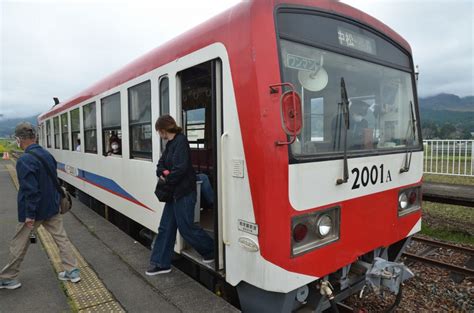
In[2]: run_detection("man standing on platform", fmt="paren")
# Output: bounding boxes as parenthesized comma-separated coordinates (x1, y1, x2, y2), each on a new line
(0, 122, 80, 290)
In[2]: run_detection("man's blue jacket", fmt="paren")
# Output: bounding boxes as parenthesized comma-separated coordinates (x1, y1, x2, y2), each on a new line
(16, 144, 60, 222)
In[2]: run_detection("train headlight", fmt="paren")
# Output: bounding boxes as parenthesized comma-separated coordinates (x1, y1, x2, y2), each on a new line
(398, 193, 409, 210)
(316, 214, 332, 237)
(291, 207, 340, 257)
(398, 186, 421, 216)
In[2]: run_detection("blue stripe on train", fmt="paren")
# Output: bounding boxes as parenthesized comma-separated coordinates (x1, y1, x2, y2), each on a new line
(58, 162, 136, 202)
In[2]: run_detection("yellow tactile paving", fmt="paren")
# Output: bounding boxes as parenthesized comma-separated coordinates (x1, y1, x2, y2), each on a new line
(5, 161, 125, 312)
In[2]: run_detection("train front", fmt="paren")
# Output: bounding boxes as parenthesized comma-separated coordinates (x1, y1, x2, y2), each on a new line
(234, 2, 423, 312)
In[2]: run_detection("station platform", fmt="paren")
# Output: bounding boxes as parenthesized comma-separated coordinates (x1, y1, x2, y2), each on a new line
(0, 159, 239, 313)
(423, 181, 474, 207)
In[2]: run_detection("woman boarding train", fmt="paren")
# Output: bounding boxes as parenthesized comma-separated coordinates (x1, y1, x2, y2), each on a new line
(146, 115, 214, 275)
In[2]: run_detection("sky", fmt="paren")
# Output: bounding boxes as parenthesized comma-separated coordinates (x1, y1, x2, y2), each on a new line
(0, 0, 473, 119)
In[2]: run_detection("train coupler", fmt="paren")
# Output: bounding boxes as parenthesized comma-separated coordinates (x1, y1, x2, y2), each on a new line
(358, 257, 414, 295)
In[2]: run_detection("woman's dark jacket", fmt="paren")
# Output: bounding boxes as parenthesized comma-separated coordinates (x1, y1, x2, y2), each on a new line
(156, 133, 196, 200)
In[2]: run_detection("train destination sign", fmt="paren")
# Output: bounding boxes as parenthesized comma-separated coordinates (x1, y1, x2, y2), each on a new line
(337, 27, 376, 55)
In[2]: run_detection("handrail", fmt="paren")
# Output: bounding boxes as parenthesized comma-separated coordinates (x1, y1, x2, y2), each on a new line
(423, 139, 473, 177)
(220, 132, 230, 245)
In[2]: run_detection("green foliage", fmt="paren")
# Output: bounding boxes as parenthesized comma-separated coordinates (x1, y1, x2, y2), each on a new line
(421, 173, 474, 245)
(420, 109, 474, 139)
(424, 174, 474, 186)
(0, 139, 16, 153)
(420, 223, 474, 245)
(421, 200, 474, 245)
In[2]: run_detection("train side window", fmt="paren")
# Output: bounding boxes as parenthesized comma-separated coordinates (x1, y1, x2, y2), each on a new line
(70, 108, 80, 152)
(159, 76, 169, 115)
(53, 117, 60, 149)
(159, 76, 169, 152)
(83, 102, 97, 154)
(46, 120, 52, 148)
(61, 113, 69, 150)
(101, 92, 122, 156)
(128, 80, 152, 160)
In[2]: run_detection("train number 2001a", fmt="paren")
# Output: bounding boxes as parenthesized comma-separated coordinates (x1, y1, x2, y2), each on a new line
(351, 165, 392, 190)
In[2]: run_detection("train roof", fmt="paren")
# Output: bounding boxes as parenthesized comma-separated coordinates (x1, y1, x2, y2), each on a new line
(38, 0, 411, 122)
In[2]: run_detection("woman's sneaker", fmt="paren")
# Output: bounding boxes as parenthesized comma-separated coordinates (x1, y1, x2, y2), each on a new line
(58, 268, 81, 283)
(0, 279, 22, 290)
(145, 266, 171, 276)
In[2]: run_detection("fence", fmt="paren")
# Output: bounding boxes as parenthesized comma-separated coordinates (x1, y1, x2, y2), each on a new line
(423, 140, 474, 177)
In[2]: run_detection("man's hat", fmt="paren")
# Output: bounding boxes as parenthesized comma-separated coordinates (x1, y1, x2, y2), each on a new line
(14, 122, 36, 139)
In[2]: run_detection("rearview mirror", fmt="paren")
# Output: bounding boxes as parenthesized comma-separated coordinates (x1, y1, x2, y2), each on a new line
(280, 90, 302, 136)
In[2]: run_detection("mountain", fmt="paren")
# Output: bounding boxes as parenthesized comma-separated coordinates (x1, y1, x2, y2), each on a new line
(418, 94, 474, 138)
(418, 93, 474, 112)
(418, 93, 474, 126)
(0, 115, 39, 138)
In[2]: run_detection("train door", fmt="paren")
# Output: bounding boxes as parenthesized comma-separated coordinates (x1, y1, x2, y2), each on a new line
(177, 59, 224, 272)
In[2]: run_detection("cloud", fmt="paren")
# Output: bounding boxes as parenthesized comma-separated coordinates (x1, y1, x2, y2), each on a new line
(1, 0, 472, 119)
(0, 0, 240, 118)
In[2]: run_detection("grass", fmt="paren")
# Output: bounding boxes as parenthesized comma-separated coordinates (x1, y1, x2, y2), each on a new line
(420, 172, 474, 244)
(423, 173, 474, 186)
(422, 201, 474, 223)
(420, 223, 474, 245)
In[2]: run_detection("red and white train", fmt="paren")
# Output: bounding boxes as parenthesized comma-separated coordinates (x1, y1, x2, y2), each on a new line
(38, 1, 423, 311)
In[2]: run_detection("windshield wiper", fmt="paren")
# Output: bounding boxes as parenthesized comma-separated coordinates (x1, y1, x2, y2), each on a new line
(400, 100, 417, 173)
(336, 77, 350, 185)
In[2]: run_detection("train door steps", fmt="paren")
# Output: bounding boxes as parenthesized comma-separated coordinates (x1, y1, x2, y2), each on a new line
(0, 160, 239, 313)
(422, 182, 474, 207)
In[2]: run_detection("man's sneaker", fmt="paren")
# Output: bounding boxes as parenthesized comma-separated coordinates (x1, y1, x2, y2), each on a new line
(0, 279, 22, 290)
(145, 265, 171, 276)
(58, 268, 81, 283)
(202, 257, 214, 264)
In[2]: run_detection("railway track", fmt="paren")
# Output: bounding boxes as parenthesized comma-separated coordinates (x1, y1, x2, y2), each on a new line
(403, 235, 474, 277)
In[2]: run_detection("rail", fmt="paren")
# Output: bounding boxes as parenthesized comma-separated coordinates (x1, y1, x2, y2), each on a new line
(423, 140, 474, 177)
(403, 235, 474, 277)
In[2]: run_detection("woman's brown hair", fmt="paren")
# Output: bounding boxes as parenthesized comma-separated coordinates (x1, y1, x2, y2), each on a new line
(155, 114, 183, 134)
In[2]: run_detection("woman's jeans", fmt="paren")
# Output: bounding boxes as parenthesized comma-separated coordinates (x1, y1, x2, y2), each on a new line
(150, 191, 214, 268)
(197, 173, 214, 208)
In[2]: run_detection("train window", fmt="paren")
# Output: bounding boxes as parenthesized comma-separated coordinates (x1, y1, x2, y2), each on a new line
(278, 39, 420, 157)
(101, 92, 122, 156)
(180, 62, 211, 150)
(128, 80, 152, 159)
(46, 120, 52, 148)
(83, 102, 97, 154)
(184, 108, 205, 146)
(70, 108, 80, 152)
(159, 76, 169, 115)
(53, 117, 60, 149)
(159, 76, 169, 152)
(61, 113, 69, 150)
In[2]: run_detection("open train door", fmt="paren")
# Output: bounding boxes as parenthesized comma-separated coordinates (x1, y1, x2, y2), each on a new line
(176, 59, 225, 272)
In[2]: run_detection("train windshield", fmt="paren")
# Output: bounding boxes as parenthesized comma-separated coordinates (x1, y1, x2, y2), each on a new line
(277, 12, 420, 158)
